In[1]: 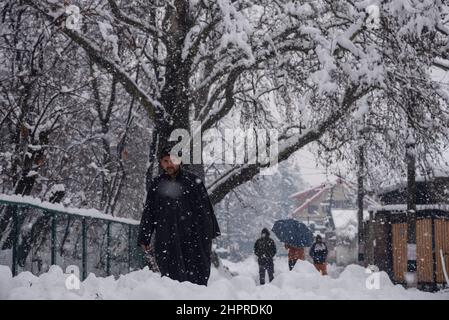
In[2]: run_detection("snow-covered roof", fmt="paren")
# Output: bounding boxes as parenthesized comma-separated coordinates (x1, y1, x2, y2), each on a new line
(433, 166, 449, 178)
(289, 183, 328, 199)
(290, 178, 380, 217)
(377, 170, 449, 195)
(291, 184, 332, 216)
(368, 204, 449, 213)
(0, 194, 140, 225)
(376, 182, 407, 195)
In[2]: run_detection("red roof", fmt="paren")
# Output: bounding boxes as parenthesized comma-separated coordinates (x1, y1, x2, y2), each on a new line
(289, 178, 379, 217)
(291, 184, 332, 216)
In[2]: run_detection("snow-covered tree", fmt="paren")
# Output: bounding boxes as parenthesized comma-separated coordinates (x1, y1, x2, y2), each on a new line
(215, 158, 305, 260)
(1, 0, 449, 270)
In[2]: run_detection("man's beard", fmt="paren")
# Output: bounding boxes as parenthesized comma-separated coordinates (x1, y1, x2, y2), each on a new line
(165, 167, 178, 175)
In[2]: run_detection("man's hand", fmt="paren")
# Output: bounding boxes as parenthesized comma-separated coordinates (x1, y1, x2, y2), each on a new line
(141, 244, 150, 253)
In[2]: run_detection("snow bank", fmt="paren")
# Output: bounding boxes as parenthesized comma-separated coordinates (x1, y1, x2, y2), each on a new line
(1, 258, 447, 300)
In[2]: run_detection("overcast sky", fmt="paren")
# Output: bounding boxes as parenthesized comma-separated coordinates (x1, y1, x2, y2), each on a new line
(293, 146, 341, 188)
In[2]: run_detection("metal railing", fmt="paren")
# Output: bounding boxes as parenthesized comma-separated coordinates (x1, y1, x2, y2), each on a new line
(0, 195, 142, 280)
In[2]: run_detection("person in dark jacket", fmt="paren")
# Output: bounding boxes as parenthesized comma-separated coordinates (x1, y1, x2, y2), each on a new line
(309, 235, 328, 275)
(138, 147, 221, 286)
(254, 228, 276, 285)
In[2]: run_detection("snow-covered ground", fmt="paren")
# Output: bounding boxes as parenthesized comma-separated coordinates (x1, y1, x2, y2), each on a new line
(1, 257, 448, 300)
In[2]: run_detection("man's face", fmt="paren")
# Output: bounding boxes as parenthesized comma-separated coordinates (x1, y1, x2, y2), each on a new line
(160, 155, 181, 175)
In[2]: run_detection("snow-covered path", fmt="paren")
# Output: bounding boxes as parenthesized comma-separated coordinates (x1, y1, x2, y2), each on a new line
(1, 258, 448, 300)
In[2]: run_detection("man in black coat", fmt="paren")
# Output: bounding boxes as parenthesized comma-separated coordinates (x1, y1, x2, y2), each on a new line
(254, 228, 276, 285)
(138, 148, 221, 286)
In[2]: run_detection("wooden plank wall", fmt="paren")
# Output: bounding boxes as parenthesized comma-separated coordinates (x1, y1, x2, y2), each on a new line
(434, 218, 449, 283)
(416, 219, 433, 283)
(392, 223, 408, 283)
(374, 218, 391, 273)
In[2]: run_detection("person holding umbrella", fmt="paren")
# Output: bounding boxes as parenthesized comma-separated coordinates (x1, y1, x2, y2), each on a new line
(271, 218, 314, 271)
(284, 244, 305, 270)
(309, 235, 329, 275)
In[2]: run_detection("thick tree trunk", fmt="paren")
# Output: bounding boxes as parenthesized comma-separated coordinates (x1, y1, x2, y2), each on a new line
(145, 0, 204, 189)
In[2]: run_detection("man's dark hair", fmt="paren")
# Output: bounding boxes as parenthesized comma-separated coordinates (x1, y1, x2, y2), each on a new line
(159, 144, 182, 160)
(261, 228, 270, 237)
(159, 146, 172, 160)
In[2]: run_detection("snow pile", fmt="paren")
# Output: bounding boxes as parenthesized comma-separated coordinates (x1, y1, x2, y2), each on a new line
(1, 258, 448, 300)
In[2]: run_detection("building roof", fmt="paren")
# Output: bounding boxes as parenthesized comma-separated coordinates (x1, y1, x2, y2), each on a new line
(289, 178, 379, 217)
(376, 168, 449, 195)
(368, 204, 449, 213)
(291, 184, 333, 216)
(289, 183, 329, 200)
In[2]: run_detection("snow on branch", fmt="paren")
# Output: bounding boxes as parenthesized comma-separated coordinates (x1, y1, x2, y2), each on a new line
(22, 0, 165, 121)
(216, 0, 255, 65)
(434, 58, 449, 71)
(63, 28, 164, 120)
(107, 0, 166, 42)
(208, 84, 369, 204)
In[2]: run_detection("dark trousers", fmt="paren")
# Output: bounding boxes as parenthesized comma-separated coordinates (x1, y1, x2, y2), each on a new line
(258, 259, 274, 285)
(288, 259, 297, 271)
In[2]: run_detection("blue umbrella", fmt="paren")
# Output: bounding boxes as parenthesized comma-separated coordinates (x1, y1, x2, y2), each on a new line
(271, 219, 314, 247)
